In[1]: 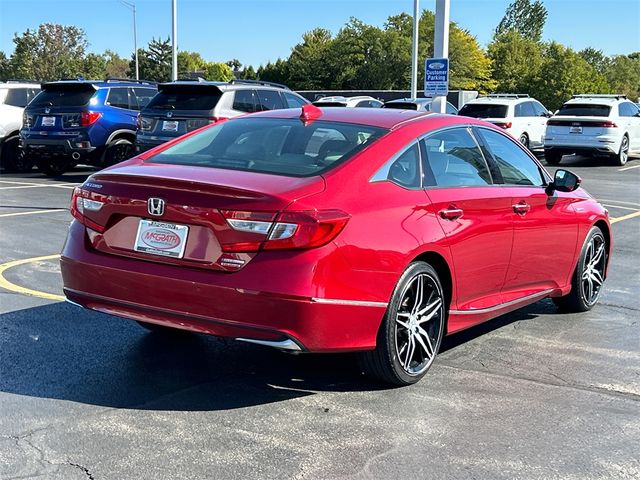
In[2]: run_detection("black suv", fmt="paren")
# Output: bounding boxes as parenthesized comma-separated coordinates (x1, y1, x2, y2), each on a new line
(136, 79, 308, 153)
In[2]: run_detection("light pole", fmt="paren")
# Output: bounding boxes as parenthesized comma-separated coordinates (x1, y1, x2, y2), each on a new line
(171, 0, 177, 81)
(121, 1, 139, 80)
(410, 0, 419, 99)
(432, 0, 450, 113)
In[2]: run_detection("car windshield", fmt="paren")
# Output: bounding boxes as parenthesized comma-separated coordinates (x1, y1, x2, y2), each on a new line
(557, 103, 611, 116)
(148, 117, 387, 177)
(146, 87, 222, 111)
(458, 103, 508, 118)
(29, 87, 95, 107)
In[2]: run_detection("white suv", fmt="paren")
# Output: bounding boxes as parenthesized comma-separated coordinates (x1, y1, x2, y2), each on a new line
(544, 95, 640, 166)
(313, 95, 383, 108)
(458, 94, 552, 150)
(0, 82, 40, 172)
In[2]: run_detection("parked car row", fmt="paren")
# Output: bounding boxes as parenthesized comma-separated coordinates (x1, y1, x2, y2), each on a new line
(2, 80, 638, 175)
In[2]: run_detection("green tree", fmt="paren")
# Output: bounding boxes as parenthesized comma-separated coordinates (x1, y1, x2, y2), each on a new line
(241, 65, 257, 80)
(9, 23, 88, 81)
(531, 42, 610, 110)
(488, 30, 543, 93)
(286, 28, 334, 89)
(203, 62, 234, 81)
(103, 50, 129, 78)
(604, 54, 640, 101)
(132, 37, 172, 82)
(0, 51, 10, 81)
(495, 0, 548, 42)
(178, 51, 207, 77)
(82, 53, 107, 80)
(579, 47, 610, 75)
(257, 58, 290, 85)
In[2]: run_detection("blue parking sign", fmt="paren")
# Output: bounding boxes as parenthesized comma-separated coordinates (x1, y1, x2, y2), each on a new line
(424, 58, 449, 96)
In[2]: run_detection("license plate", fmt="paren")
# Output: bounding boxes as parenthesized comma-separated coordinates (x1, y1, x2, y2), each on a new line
(162, 120, 179, 132)
(570, 126, 582, 134)
(41, 116, 56, 127)
(134, 219, 189, 259)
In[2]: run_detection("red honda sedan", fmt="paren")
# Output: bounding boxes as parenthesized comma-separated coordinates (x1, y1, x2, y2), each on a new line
(61, 105, 611, 385)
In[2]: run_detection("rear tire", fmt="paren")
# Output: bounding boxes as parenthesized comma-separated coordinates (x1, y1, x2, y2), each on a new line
(553, 226, 607, 312)
(36, 158, 73, 177)
(358, 262, 446, 386)
(103, 138, 134, 167)
(0, 136, 34, 173)
(545, 151, 563, 165)
(612, 134, 629, 166)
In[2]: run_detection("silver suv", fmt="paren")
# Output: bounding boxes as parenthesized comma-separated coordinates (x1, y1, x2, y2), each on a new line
(136, 79, 309, 153)
(0, 81, 41, 172)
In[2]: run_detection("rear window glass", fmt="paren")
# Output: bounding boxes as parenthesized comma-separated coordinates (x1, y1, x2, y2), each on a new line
(557, 104, 611, 116)
(148, 117, 387, 177)
(459, 103, 508, 118)
(385, 102, 419, 110)
(30, 88, 95, 107)
(4, 88, 36, 107)
(146, 88, 221, 111)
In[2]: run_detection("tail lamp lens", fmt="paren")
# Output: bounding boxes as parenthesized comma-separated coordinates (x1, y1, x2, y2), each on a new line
(81, 111, 102, 127)
(71, 187, 105, 232)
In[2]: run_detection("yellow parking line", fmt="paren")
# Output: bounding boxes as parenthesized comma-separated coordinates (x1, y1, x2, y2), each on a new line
(0, 254, 64, 301)
(618, 164, 640, 171)
(0, 209, 66, 218)
(610, 211, 640, 224)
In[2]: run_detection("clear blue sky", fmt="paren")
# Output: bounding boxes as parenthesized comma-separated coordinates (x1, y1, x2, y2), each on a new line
(1, 0, 638, 67)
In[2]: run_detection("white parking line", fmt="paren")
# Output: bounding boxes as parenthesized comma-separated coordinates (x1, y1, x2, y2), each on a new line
(0, 183, 78, 191)
(0, 209, 67, 218)
(597, 198, 640, 207)
(618, 164, 640, 171)
(602, 204, 640, 212)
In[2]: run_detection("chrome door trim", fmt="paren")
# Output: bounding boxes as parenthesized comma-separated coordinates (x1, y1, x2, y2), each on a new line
(450, 289, 554, 315)
(311, 297, 388, 308)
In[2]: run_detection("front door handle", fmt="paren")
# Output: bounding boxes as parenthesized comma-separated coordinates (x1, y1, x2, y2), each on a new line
(513, 202, 530, 215)
(439, 207, 463, 220)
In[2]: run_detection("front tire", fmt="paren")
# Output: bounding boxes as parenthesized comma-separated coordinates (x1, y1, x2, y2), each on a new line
(359, 262, 446, 386)
(553, 226, 607, 312)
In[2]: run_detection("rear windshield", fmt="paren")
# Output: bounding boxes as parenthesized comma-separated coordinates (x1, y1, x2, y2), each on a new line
(30, 88, 95, 107)
(146, 87, 222, 111)
(148, 117, 387, 177)
(557, 103, 611, 117)
(458, 103, 508, 118)
(384, 102, 419, 111)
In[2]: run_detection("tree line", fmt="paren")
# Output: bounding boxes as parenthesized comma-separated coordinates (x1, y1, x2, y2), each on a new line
(1, 0, 638, 110)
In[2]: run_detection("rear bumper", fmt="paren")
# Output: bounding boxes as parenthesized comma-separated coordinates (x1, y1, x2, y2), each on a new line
(60, 221, 387, 352)
(544, 134, 620, 155)
(135, 134, 174, 153)
(20, 136, 97, 161)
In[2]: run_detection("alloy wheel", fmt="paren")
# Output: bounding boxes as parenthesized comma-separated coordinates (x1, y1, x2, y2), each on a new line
(394, 273, 444, 376)
(580, 232, 606, 306)
(619, 136, 629, 165)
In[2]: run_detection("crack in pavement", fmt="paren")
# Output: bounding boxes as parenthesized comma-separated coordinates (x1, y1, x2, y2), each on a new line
(69, 462, 96, 480)
(439, 363, 640, 402)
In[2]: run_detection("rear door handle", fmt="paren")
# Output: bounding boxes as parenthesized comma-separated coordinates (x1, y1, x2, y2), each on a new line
(513, 202, 530, 215)
(439, 207, 463, 220)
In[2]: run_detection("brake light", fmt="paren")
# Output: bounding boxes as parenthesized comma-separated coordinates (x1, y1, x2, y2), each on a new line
(493, 122, 512, 129)
(593, 121, 617, 128)
(220, 209, 350, 252)
(81, 111, 102, 127)
(70, 187, 106, 232)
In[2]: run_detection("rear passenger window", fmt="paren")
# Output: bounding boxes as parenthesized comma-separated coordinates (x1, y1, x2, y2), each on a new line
(283, 92, 307, 108)
(515, 102, 535, 117)
(255, 90, 284, 111)
(4, 88, 29, 107)
(422, 128, 492, 187)
(477, 128, 544, 186)
(107, 88, 130, 109)
(233, 90, 257, 113)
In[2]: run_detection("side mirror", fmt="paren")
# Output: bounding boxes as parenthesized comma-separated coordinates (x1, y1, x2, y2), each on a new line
(546, 169, 581, 195)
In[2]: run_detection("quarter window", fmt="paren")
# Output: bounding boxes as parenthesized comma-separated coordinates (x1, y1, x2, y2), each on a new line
(255, 89, 285, 111)
(477, 128, 544, 186)
(387, 144, 422, 188)
(422, 128, 492, 187)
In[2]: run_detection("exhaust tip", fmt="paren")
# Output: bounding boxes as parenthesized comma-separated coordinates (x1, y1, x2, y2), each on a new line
(71, 152, 81, 160)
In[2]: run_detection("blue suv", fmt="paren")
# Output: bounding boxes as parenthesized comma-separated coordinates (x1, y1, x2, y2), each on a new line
(20, 78, 156, 176)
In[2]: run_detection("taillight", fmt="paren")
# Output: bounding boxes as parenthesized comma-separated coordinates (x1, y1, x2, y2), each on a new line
(23, 112, 33, 127)
(220, 209, 350, 252)
(80, 111, 102, 127)
(70, 187, 106, 232)
(138, 115, 153, 131)
(493, 121, 512, 129)
(593, 121, 617, 128)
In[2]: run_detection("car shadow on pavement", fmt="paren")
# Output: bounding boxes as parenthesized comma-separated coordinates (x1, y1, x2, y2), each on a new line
(0, 300, 559, 411)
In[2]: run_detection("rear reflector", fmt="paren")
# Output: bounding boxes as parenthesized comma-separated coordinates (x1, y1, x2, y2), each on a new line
(221, 209, 350, 252)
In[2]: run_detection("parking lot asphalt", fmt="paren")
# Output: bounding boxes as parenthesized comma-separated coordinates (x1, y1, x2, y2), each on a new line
(1, 157, 639, 480)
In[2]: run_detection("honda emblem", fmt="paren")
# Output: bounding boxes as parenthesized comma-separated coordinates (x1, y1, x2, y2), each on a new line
(147, 198, 165, 216)
(166, 111, 173, 118)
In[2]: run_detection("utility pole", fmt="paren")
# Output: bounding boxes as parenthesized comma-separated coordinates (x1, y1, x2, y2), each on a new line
(432, 0, 450, 113)
(121, 1, 138, 80)
(410, 0, 419, 99)
(171, 0, 178, 81)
